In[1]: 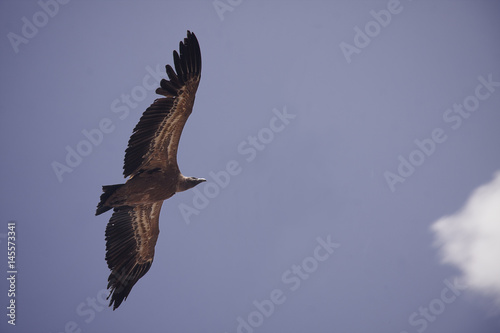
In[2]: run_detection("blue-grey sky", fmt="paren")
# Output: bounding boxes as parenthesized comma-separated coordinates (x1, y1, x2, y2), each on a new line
(1, 1, 500, 332)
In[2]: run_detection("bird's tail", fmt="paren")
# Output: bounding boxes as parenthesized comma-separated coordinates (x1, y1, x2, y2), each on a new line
(96, 184, 124, 215)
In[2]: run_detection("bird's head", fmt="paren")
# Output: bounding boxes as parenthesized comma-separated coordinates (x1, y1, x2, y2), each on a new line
(178, 176, 206, 192)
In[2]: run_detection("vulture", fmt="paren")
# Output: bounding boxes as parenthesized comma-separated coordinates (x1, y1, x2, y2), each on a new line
(96, 31, 205, 310)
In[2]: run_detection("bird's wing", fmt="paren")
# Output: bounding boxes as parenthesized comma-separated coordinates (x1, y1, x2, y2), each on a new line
(105, 201, 163, 310)
(123, 31, 201, 178)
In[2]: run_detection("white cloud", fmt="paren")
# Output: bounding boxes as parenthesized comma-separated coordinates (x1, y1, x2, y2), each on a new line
(431, 171, 500, 304)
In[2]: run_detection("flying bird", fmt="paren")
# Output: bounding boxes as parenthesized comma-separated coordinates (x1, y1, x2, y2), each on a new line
(95, 31, 205, 310)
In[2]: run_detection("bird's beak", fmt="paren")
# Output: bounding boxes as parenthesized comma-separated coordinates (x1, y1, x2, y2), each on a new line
(199, 178, 207, 182)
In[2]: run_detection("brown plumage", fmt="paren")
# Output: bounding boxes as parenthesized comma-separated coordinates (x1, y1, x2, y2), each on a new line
(95, 31, 206, 310)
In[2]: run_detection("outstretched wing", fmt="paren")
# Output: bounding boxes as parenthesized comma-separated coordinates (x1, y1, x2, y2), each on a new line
(123, 31, 202, 178)
(105, 202, 163, 310)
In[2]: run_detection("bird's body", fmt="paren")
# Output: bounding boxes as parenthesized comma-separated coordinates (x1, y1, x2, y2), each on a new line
(96, 31, 205, 310)
(99, 170, 174, 208)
